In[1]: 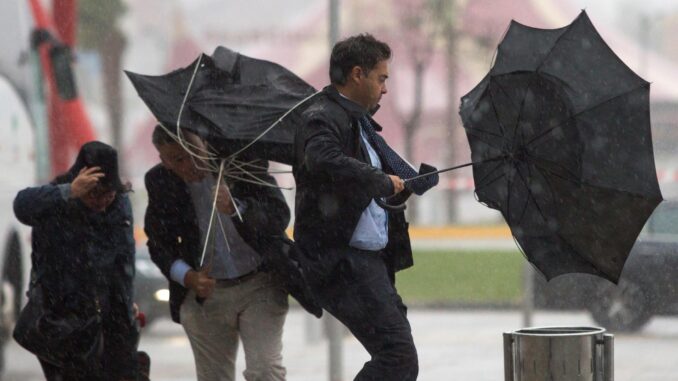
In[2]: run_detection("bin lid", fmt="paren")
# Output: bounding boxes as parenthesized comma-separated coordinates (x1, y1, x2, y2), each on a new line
(511, 326, 606, 337)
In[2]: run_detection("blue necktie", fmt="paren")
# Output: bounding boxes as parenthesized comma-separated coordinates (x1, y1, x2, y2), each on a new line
(360, 116, 439, 195)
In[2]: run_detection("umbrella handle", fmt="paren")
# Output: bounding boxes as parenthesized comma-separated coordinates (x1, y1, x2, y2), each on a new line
(375, 198, 407, 212)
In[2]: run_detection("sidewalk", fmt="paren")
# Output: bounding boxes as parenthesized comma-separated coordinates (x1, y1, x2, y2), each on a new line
(5, 309, 678, 380)
(277, 310, 678, 381)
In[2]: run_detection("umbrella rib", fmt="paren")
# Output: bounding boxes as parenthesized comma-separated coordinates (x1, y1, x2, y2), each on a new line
(518, 23, 575, 145)
(157, 122, 222, 175)
(157, 121, 219, 169)
(465, 127, 505, 140)
(535, 85, 547, 148)
(514, 168, 534, 224)
(465, 130, 505, 152)
(506, 170, 517, 227)
(194, 156, 220, 173)
(473, 160, 505, 189)
(531, 158, 581, 184)
(231, 158, 269, 170)
(493, 79, 533, 161)
(534, 21, 576, 73)
(526, 83, 649, 148)
(511, 74, 538, 148)
(461, 86, 506, 140)
(221, 172, 243, 222)
(228, 159, 292, 174)
(227, 169, 293, 175)
(222, 172, 293, 190)
(493, 80, 522, 122)
(199, 159, 228, 268)
(228, 159, 275, 178)
(223, 90, 322, 162)
(215, 213, 232, 254)
(535, 170, 613, 279)
(535, 160, 657, 199)
(525, 121, 567, 148)
(227, 160, 287, 186)
(473, 171, 507, 194)
(487, 85, 508, 138)
(230, 158, 289, 173)
(463, 86, 507, 140)
(175, 53, 222, 163)
(513, 164, 550, 226)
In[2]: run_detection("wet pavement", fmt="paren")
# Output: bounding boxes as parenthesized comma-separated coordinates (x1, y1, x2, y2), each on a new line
(4, 308, 678, 380)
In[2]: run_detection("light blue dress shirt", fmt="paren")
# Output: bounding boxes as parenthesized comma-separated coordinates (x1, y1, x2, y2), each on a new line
(169, 176, 260, 286)
(348, 124, 389, 251)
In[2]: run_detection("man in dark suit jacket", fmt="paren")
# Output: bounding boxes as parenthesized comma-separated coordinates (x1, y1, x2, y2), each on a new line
(293, 34, 418, 380)
(144, 126, 290, 381)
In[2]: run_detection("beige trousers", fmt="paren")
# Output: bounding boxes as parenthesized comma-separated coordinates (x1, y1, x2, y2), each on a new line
(180, 272, 288, 381)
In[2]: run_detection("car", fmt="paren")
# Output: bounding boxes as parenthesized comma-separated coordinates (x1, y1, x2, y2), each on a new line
(533, 200, 678, 332)
(134, 245, 171, 327)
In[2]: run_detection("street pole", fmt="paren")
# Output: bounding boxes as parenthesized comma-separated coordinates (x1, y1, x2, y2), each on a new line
(522, 262, 534, 327)
(327, 1, 343, 380)
(326, 315, 344, 381)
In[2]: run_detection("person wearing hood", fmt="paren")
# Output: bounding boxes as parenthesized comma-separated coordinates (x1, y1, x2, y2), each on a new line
(13, 141, 139, 380)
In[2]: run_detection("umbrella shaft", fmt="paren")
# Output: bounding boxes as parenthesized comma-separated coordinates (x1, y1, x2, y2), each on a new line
(404, 157, 502, 182)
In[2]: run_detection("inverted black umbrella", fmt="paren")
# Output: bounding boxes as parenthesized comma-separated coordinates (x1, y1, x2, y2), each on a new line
(458, 11, 663, 283)
(125, 46, 317, 165)
(127, 48, 325, 314)
(128, 47, 439, 197)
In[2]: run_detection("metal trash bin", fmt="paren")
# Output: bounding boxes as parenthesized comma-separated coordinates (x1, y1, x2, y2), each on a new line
(503, 327, 613, 381)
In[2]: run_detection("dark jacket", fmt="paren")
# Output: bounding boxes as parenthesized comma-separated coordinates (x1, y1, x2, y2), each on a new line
(13, 184, 137, 377)
(14, 184, 135, 316)
(144, 160, 291, 323)
(293, 85, 413, 273)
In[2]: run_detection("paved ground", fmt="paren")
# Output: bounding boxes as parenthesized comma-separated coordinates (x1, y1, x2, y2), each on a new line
(4, 308, 678, 380)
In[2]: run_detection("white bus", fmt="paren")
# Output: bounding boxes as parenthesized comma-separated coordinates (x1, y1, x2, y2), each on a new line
(0, 75, 36, 370)
(0, 0, 40, 371)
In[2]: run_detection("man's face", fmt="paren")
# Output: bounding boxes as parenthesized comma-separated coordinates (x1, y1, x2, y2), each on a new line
(157, 142, 205, 182)
(356, 59, 389, 111)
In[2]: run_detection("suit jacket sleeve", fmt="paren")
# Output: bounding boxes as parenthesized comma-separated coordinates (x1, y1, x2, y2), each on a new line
(144, 170, 182, 279)
(303, 116, 394, 198)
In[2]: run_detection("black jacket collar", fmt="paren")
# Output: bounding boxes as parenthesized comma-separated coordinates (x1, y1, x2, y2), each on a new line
(323, 85, 383, 131)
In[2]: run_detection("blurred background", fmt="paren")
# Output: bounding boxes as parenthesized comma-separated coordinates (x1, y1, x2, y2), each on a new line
(1, 0, 678, 380)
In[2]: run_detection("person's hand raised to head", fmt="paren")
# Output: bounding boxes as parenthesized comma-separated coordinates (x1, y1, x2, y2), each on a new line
(70, 167, 105, 199)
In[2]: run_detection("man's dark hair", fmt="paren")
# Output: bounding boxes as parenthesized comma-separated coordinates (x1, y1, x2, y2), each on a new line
(329, 33, 391, 85)
(151, 124, 175, 147)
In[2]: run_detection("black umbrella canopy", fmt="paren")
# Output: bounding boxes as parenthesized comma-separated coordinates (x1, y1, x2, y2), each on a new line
(125, 46, 317, 165)
(459, 11, 663, 283)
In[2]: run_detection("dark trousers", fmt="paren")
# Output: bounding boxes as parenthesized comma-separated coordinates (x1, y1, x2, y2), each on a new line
(38, 297, 139, 381)
(304, 246, 419, 381)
